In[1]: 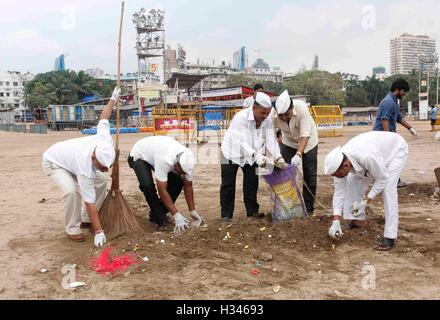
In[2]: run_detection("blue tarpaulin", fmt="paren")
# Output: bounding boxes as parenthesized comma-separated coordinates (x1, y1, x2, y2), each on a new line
(198, 106, 224, 131)
(81, 95, 103, 103)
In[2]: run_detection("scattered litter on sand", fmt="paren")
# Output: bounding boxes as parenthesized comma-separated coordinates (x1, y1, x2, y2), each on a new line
(69, 282, 86, 289)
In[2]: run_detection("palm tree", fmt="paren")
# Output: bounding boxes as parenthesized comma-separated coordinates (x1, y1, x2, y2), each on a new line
(45, 72, 78, 105)
(72, 71, 95, 99)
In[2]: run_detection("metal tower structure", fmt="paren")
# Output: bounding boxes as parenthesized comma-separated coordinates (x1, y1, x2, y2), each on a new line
(132, 8, 166, 84)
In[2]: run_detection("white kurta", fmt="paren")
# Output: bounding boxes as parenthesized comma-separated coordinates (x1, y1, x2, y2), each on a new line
(272, 99, 319, 153)
(43, 119, 113, 203)
(42, 119, 113, 235)
(221, 107, 281, 167)
(332, 131, 408, 239)
(130, 136, 193, 182)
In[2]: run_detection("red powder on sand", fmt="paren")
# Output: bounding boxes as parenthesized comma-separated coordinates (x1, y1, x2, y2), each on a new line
(91, 247, 139, 275)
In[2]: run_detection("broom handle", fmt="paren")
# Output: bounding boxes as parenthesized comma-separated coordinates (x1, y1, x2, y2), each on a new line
(116, 1, 124, 149)
(110, 1, 124, 191)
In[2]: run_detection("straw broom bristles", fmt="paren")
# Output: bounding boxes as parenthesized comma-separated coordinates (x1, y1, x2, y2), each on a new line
(99, 151, 142, 237)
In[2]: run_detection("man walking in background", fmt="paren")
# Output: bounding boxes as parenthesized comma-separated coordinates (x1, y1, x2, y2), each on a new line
(430, 105, 439, 132)
(243, 83, 265, 109)
(373, 78, 417, 188)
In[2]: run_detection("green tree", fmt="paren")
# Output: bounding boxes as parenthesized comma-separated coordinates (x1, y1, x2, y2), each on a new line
(72, 70, 96, 99)
(26, 82, 55, 110)
(284, 70, 346, 106)
(25, 70, 116, 109)
(227, 74, 253, 87)
(346, 86, 369, 106)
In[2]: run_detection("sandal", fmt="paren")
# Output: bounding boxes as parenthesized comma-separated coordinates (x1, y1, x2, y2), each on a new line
(68, 234, 85, 242)
(373, 238, 395, 251)
(155, 224, 168, 232)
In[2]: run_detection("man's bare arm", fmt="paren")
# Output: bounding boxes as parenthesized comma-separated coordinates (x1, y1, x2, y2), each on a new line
(381, 119, 390, 132)
(100, 87, 119, 121)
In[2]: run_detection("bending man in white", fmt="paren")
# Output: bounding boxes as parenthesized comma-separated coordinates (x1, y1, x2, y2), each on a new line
(324, 131, 408, 251)
(42, 88, 120, 247)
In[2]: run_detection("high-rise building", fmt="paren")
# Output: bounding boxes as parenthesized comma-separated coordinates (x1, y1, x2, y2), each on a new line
(233, 47, 248, 71)
(390, 33, 437, 75)
(54, 54, 66, 71)
(312, 55, 319, 70)
(373, 66, 386, 80)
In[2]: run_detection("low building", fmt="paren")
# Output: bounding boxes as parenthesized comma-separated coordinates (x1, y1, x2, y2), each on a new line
(244, 59, 283, 84)
(0, 71, 34, 110)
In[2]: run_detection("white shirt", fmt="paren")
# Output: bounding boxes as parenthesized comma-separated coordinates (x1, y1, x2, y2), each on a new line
(272, 100, 319, 153)
(243, 96, 254, 109)
(332, 131, 408, 215)
(43, 120, 113, 203)
(221, 107, 281, 167)
(130, 136, 193, 182)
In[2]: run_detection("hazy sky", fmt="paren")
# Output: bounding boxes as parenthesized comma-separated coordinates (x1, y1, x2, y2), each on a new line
(1, 0, 439, 78)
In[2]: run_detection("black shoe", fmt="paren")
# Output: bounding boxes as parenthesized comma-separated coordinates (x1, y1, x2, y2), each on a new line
(221, 217, 232, 224)
(373, 237, 395, 251)
(155, 224, 168, 232)
(248, 212, 265, 219)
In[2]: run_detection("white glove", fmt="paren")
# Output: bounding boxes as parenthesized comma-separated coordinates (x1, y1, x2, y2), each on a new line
(351, 200, 368, 217)
(328, 219, 343, 239)
(173, 212, 190, 234)
(94, 231, 107, 248)
(291, 154, 302, 167)
(435, 131, 440, 143)
(190, 210, 206, 227)
(110, 87, 120, 102)
(255, 153, 269, 167)
(274, 157, 288, 169)
(190, 210, 205, 223)
(409, 128, 418, 137)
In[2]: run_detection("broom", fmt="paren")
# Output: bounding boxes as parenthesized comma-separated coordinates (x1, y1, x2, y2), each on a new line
(98, 1, 142, 237)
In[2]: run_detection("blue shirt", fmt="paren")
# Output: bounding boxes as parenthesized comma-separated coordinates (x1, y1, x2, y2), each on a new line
(431, 107, 438, 120)
(373, 92, 402, 132)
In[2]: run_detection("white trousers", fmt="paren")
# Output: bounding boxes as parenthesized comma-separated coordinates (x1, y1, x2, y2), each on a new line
(42, 159, 107, 235)
(342, 146, 408, 239)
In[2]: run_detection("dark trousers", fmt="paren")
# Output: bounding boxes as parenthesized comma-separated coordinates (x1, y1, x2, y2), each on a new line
(128, 156, 183, 225)
(280, 143, 318, 214)
(220, 154, 259, 218)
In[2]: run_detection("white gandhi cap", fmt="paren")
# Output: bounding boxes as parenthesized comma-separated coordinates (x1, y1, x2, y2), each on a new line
(178, 149, 195, 176)
(95, 143, 116, 168)
(324, 146, 344, 175)
(254, 92, 272, 109)
(275, 90, 291, 114)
